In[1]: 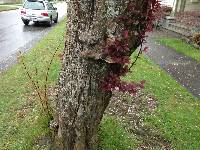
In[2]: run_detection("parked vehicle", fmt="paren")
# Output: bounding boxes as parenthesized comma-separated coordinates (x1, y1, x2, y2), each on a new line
(20, 0, 58, 26)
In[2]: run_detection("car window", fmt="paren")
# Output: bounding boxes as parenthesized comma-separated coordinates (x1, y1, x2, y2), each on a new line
(24, 1, 45, 10)
(47, 3, 54, 10)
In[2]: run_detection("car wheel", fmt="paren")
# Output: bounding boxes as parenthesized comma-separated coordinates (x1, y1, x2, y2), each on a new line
(22, 19, 29, 26)
(34, 21, 39, 26)
(47, 17, 53, 27)
(54, 13, 58, 23)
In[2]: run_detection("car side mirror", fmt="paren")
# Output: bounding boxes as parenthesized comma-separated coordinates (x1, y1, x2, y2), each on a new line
(54, 7, 57, 10)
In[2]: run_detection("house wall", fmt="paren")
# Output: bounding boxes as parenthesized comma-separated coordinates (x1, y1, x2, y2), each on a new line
(184, 0, 200, 11)
(173, 0, 200, 12)
(173, 0, 185, 13)
(173, 0, 200, 13)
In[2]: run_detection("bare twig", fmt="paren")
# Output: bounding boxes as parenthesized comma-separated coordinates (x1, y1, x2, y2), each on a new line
(20, 51, 44, 108)
(44, 41, 63, 114)
(20, 35, 64, 116)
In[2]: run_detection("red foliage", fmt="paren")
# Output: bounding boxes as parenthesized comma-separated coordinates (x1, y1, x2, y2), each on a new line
(102, 0, 160, 95)
(143, 46, 148, 52)
(103, 39, 130, 64)
(122, 30, 129, 39)
(102, 72, 145, 95)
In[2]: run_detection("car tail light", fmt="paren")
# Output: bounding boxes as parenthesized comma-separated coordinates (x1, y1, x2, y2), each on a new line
(21, 10, 26, 14)
(41, 13, 48, 16)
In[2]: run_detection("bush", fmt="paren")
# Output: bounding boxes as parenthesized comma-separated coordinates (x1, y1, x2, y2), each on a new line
(162, 6, 172, 13)
(192, 32, 200, 46)
(153, 5, 172, 28)
(154, 5, 172, 19)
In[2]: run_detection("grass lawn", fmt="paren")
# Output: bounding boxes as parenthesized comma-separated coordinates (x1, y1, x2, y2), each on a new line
(0, 20, 65, 149)
(0, 5, 18, 12)
(125, 54, 200, 149)
(0, 3, 22, 6)
(1, 18, 200, 149)
(14, 4, 22, 6)
(0, 19, 134, 149)
(99, 116, 138, 150)
(159, 38, 200, 63)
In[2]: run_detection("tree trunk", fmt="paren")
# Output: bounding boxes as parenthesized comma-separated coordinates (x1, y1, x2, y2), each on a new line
(56, 0, 111, 149)
(55, 0, 151, 149)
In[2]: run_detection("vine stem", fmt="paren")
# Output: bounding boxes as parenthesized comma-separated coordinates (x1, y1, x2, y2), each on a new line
(129, 40, 144, 70)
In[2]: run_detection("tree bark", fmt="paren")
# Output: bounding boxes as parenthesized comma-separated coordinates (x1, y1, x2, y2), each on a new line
(55, 0, 150, 149)
(56, 0, 112, 149)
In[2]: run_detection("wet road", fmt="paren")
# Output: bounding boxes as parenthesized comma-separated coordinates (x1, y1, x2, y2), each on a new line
(0, 2, 67, 67)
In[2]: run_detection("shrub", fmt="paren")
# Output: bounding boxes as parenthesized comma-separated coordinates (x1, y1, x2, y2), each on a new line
(162, 6, 172, 14)
(192, 32, 200, 46)
(153, 5, 172, 28)
(154, 5, 172, 19)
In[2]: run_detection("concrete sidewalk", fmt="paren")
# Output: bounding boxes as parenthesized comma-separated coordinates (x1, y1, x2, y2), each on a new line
(145, 29, 200, 99)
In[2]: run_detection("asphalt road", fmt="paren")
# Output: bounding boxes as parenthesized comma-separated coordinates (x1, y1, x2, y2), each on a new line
(0, 2, 67, 71)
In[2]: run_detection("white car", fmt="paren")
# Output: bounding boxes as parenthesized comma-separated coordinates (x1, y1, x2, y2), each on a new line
(21, 0, 58, 26)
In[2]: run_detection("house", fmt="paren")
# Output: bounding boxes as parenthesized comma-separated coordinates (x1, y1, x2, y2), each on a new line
(161, 0, 200, 37)
(173, 0, 200, 13)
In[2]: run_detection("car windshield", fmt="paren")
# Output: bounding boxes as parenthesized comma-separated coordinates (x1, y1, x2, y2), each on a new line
(24, 1, 45, 10)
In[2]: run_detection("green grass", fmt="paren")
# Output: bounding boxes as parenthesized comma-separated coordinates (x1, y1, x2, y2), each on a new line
(159, 38, 200, 62)
(0, 3, 22, 6)
(14, 4, 22, 6)
(0, 19, 135, 149)
(0, 19, 65, 149)
(99, 116, 138, 150)
(0, 5, 18, 12)
(1, 15, 200, 149)
(125, 54, 200, 149)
